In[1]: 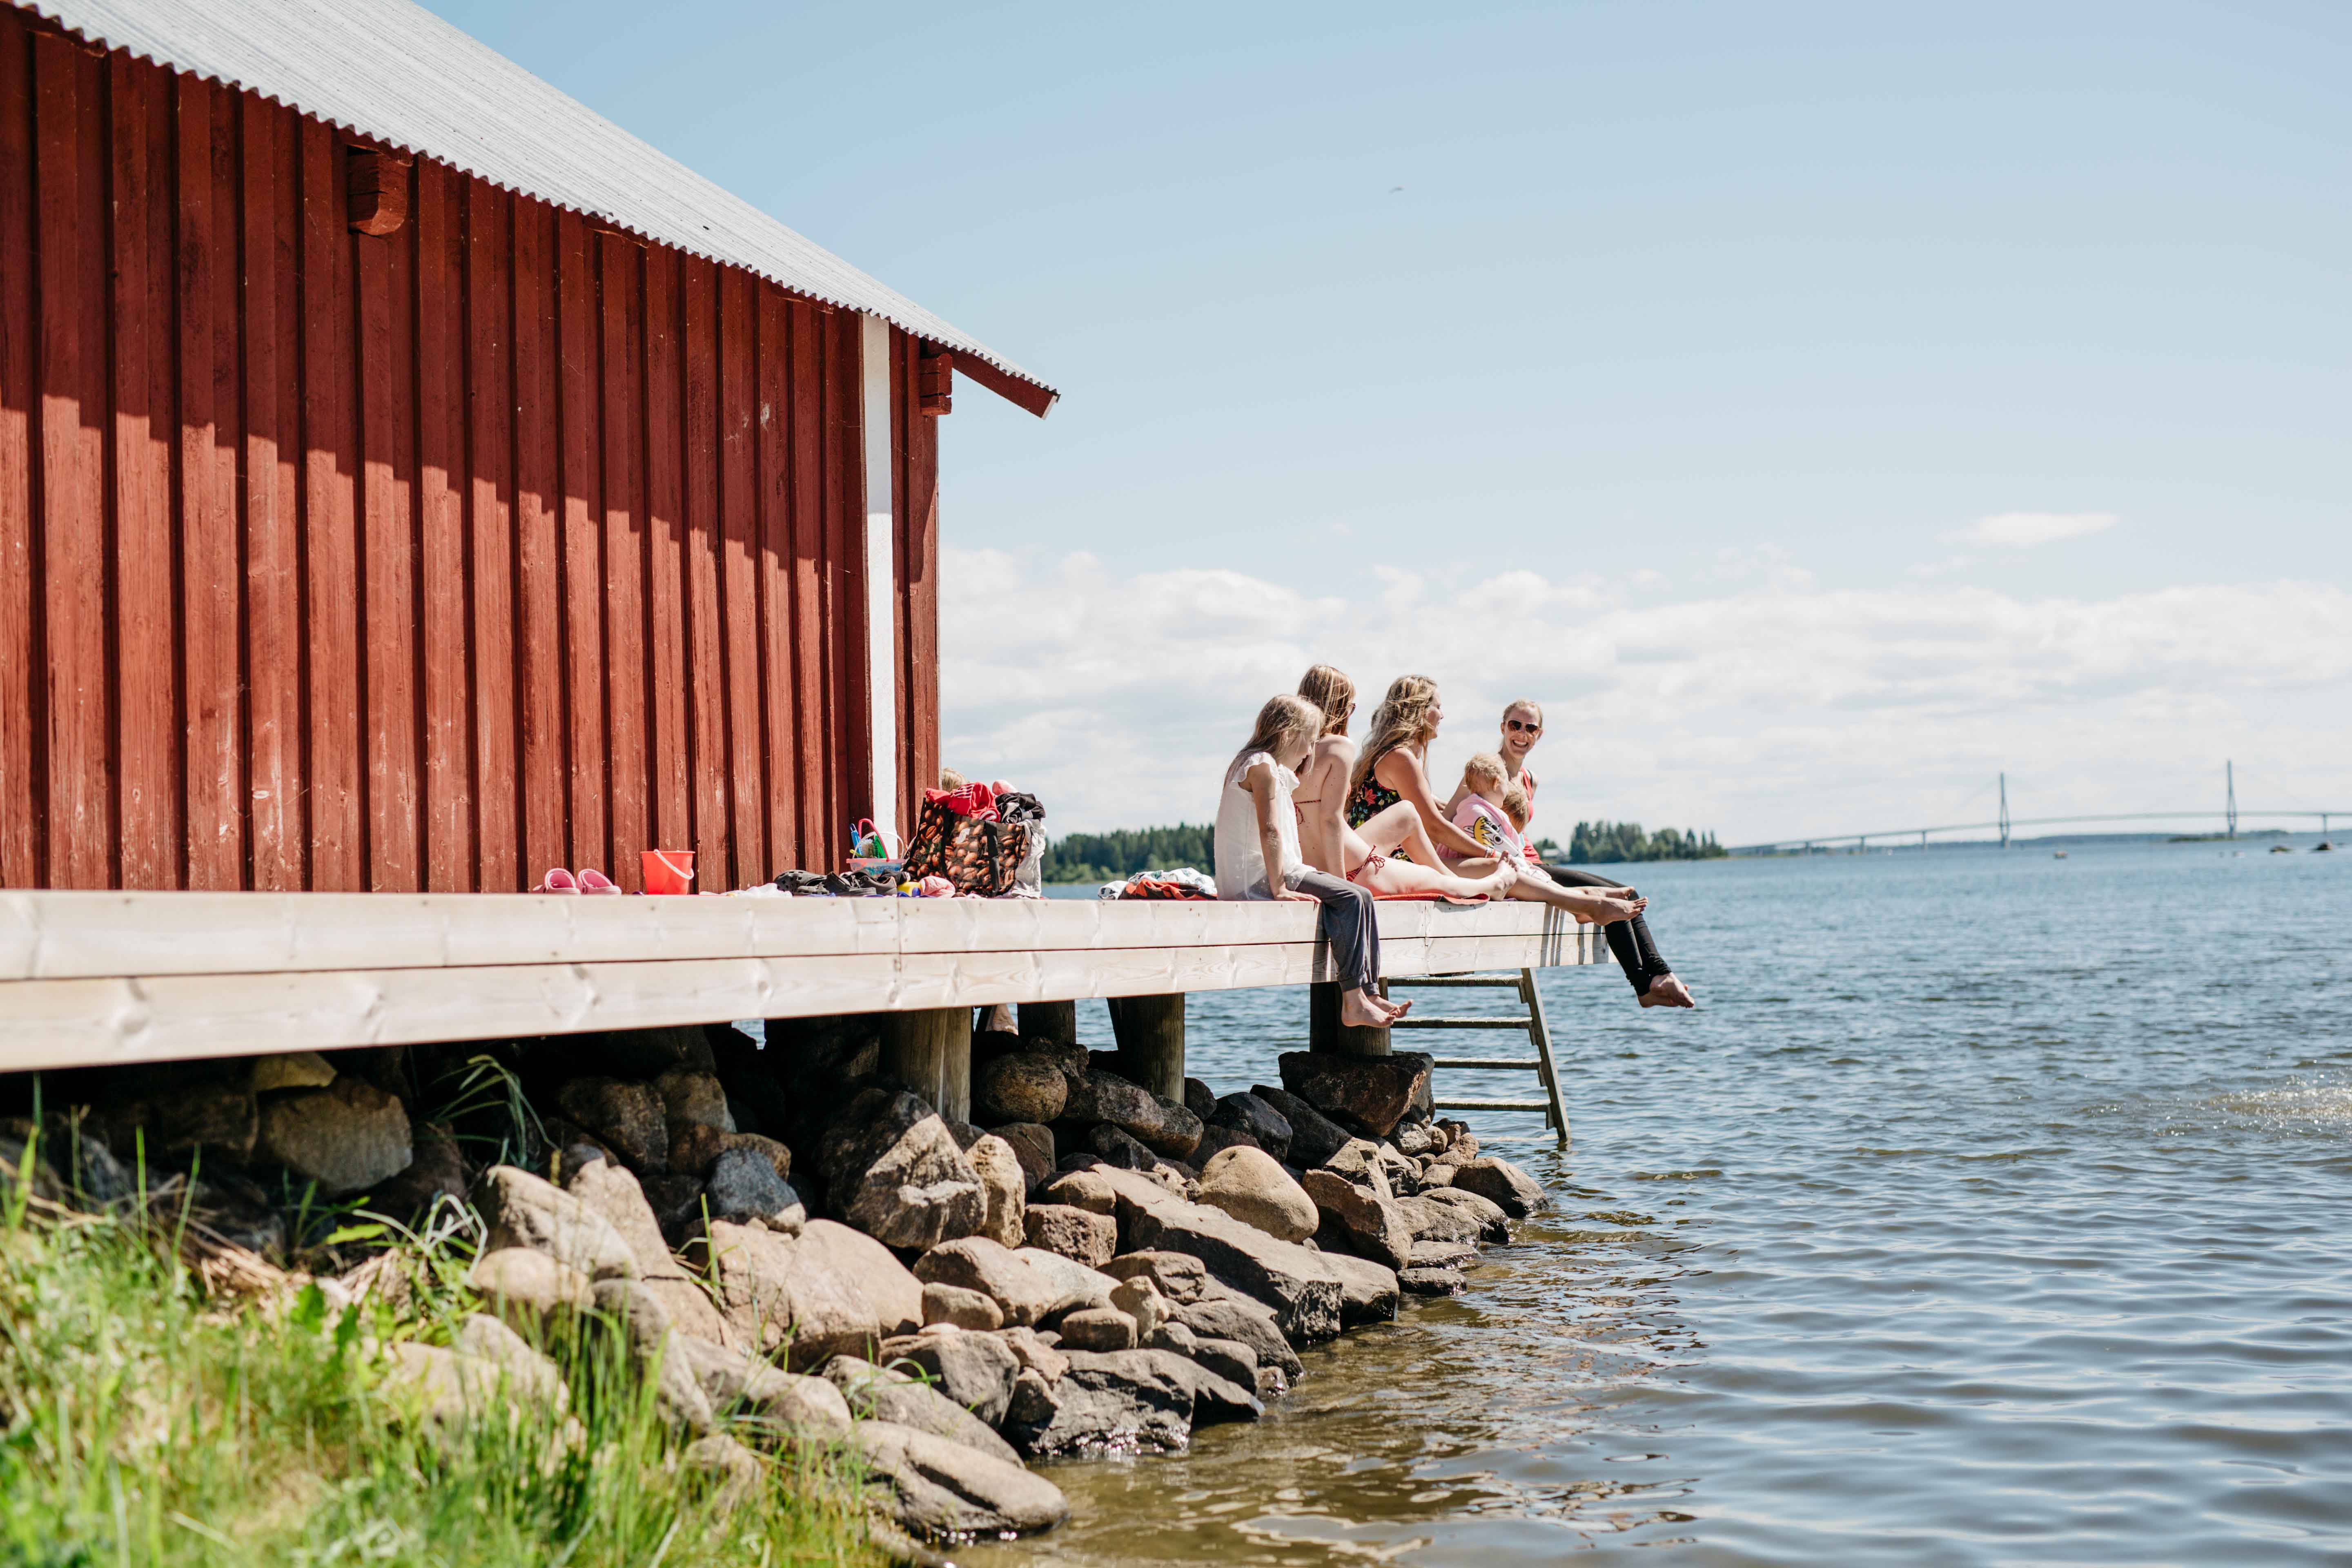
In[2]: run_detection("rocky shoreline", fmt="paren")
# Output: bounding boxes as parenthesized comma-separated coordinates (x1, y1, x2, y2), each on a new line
(0, 1015, 1549, 1551)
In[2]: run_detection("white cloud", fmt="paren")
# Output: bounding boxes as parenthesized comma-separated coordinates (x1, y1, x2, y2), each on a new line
(1944, 511, 2119, 548)
(940, 548, 2352, 844)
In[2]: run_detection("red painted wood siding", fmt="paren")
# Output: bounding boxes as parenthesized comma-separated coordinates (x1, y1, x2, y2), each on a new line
(0, 9, 936, 891)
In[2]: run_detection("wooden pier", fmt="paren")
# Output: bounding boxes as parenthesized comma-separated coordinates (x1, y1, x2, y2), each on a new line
(0, 893, 1598, 1094)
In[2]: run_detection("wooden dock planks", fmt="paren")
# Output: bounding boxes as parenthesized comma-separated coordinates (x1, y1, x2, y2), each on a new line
(0, 894, 1594, 1070)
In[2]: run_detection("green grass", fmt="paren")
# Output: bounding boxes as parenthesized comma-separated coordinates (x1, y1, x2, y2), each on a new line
(0, 1146, 888, 1568)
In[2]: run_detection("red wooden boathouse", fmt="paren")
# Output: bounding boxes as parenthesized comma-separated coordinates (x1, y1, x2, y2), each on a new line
(0, 0, 1054, 896)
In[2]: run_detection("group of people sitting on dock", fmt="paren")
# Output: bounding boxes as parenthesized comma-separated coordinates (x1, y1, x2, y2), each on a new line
(1215, 667, 1696, 1030)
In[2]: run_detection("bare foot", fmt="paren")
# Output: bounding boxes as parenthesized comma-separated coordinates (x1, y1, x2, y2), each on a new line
(1340, 989, 1392, 1028)
(1639, 973, 1696, 1009)
(1588, 894, 1646, 925)
(1385, 996, 1413, 1020)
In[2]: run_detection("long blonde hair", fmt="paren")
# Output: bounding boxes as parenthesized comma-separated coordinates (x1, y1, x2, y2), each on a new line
(1349, 675, 1441, 796)
(1230, 694, 1324, 781)
(1296, 665, 1356, 737)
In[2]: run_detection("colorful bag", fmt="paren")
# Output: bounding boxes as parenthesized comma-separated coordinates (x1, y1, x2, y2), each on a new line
(905, 796, 1033, 895)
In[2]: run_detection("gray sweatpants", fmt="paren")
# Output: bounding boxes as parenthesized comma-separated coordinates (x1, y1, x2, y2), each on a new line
(1291, 868, 1380, 994)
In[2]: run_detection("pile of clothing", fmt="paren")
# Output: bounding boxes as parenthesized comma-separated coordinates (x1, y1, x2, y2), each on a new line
(1096, 866, 1217, 902)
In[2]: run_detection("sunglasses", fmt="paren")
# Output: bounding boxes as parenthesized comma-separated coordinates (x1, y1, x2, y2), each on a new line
(1507, 719, 1542, 733)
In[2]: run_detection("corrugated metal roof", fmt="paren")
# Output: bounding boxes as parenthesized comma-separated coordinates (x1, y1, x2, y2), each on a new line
(17, 0, 1055, 409)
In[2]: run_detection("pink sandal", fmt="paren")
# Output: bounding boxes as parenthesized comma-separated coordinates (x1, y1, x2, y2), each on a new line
(532, 867, 579, 894)
(575, 868, 621, 895)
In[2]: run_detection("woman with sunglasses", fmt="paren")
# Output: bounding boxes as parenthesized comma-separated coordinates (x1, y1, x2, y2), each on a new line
(1451, 700, 1697, 1009)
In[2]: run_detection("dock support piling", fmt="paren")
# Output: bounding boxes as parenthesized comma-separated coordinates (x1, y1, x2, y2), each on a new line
(883, 1006, 971, 1122)
(1308, 980, 1391, 1057)
(1018, 1000, 1078, 1047)
(1107, 993, 1186, 1100)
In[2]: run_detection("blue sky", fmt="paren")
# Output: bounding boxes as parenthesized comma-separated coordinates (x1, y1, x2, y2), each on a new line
(432, 0, 2352, 842)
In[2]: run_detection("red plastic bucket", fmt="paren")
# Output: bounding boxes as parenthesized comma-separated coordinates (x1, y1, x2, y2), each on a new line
(641, 849, 695, 895)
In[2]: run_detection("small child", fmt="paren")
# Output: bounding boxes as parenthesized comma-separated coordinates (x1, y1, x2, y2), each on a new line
(1447, 752, 1527, 861)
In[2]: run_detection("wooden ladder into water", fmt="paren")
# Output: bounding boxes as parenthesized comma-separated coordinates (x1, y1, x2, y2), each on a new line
(1379, 967, 1568, 1145)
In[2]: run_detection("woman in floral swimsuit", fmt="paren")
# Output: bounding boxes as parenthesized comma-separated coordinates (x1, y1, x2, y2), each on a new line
(1350, 677, 1647, 928)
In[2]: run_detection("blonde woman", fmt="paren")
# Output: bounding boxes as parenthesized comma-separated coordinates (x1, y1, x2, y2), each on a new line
(1215, 694, 1409, 1029)
(1450, 698, 1697, 1009)
(1292, 666, 1518, 900)
(1350, 677, 1644, 927)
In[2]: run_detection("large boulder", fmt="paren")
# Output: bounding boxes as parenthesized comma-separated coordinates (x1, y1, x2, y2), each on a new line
(1413, 1184, 1510, 1242)
(989, 1123, 1056, 1189)
(1399, 1265, 1466, 1295)
(1189, 1336, 1260, 1397)
(591, 1277, 714, 1433)
(820, 1355, 1020, 1463)
(1209, 1093, 1292, 1163)
(655, 1069, 733, 1140)
(1320, 1137, 1387, 1190)
(705, 1147, 804, 1231)
(1086, 1124, 1160, 1171)
(689, 1218, 920, 1368)
(1302, 1168, 1415, 1271)
(1453, 1156, 1546, 1217)
(1247, 1086, 1352, 1167)
(876, 1328, 1022, 1428)
(1000, 1348, 1196, 1459)
(966, 1134, 1028, 1248)
(1168, 1292, 1302, 1385)
(911, 1236, 1116, 1328)
(815, 1089, 985, 1251)
(853, 1420, 1070, 1542)
(476, 1166, 639, 1281)
(672, 1334, 852, 1439)
(1193, 1147, 1316, 1243)
(922, 1282, 1004, 1331)
(1397, 1192, 1486, 1247)
(1064, 1071, 1204, 1161)
(452, 1313, 568, 1406)
(671, 1124, 795, 1184)
(1040, 1169, 1118, 1216)
(1100, 1250, 1209, 1304)
(1057, 1306, 1137, 1351)
(973, 1052, 1069, 1126)
(1088, 1165, 1343, 1344)
(258, 1078, 412, 1194)
(1410, 1238, 1478, 1271)
(1022, 1204, 1117, 1268)
(1316, 1250, 1401, 1326)
(565, 1157, 731, 1343)
(251, 1051, 337, 1092)
(555, 1077, 669, 1172)
(468, 1247, 594, 1334)
(1275, 1052, 1432, 1140)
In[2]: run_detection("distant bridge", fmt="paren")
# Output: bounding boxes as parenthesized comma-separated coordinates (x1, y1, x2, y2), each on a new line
(1728, 766, 2345, 855)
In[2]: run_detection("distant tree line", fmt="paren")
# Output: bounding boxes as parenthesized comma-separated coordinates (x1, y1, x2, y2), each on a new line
(1042, 824, 1217, 884)
(1568, 821, 1726, 863)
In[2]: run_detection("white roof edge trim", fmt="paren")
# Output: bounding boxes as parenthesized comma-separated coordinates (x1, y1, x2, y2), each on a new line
(17, 0, 1055, 407)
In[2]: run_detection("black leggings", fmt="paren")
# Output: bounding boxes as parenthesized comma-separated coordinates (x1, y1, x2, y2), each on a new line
(1547, 866, 1673, 996)
(1290, 869, 1380, 994)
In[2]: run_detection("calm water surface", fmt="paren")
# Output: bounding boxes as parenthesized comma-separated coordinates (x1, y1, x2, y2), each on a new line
(966, 841, 2352, 1565)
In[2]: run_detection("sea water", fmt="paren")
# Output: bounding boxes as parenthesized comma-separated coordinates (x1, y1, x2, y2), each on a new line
(967, 840, 2352, 1564)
